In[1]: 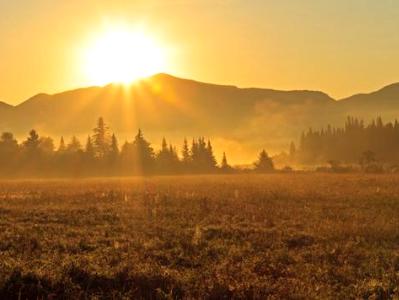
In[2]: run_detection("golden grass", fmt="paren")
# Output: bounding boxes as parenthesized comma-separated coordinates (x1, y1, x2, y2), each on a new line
(0, 174, 398, 299)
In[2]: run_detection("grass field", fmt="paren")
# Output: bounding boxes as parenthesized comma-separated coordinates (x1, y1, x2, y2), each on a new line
(0, 174, 399, 299)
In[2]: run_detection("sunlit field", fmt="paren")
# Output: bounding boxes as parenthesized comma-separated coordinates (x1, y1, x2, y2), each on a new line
(0, 174, 398, 299)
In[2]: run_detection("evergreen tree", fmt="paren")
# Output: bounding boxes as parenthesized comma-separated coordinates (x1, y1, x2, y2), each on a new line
(106, 133, 119, 174)
(169, 144, 180, 173)
(296, 116, 399, 165)
(206, 140, 217, 169)
(67, 136, 82, 152)
(92, 117, 110, 158)
(156, 138, 179, 174)
(0, 132, 18, 153)
(182, 138, 191, 163)
(190, 137, 217, 173)
(85, 136, 95, 159)
(23, 130, 40, 152)
(254, 150, 274, 172)
(39, 137, 55, 154)
(220, 152, 233, 173)
(109, 134, 119, 159)
(132, 129, 154, 174)
(58, 137, 66, 152)
(0, 132, 19, 175)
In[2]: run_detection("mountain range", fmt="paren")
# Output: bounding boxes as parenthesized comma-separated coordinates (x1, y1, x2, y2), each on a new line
(1, 73, 399, 163)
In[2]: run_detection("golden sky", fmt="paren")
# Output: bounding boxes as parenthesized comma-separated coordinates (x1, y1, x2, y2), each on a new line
(1, 0, 399, 104)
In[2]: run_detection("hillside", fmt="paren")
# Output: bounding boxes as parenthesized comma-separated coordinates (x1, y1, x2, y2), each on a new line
(0, 74, 398, 162)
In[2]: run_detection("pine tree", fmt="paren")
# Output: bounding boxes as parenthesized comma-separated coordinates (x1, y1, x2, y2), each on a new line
(0, 132, 19, 175)
(92, 117, 110, 158)
(67, 136, 82, 152)
(85, 136, 95, 158)
(39, 137, 54, 154)
(110, 134, 119, 158)
(132, 129, 154, 174)
(58, 137, 66, 152)
(254, 150, 274, 173)
(206, 140, 217, 170)
(182, 138, 191, 163)
(24, 130, 40, 150)
(220, 152, 233, 173)
(156, 138, 180, 174)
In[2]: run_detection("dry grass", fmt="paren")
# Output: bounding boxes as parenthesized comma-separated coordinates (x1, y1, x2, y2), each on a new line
(0, 174, 399, 299)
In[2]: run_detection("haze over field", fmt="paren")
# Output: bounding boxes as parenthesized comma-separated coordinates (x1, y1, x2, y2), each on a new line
(1, 74, 399, 163)
(1, 1, 399, 163)
(3, 2, 399, 299)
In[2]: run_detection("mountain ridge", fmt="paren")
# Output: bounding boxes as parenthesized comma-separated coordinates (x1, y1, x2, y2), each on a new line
(4, 73, 399, 107)
(1, 73, 399, 163)
(5, 73, 341, 107)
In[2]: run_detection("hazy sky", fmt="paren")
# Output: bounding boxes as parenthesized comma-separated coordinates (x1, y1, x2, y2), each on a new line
(1, 0, 399, 104)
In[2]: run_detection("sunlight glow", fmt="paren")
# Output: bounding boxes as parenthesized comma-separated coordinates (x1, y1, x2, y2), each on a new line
(83, 27, 168, 85)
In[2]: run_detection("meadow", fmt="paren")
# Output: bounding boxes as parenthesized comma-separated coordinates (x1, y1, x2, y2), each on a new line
(0, 174, 398, 299)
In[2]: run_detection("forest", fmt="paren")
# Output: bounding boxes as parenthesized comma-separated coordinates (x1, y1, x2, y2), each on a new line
(291, 116, 399, 170)
(0, 117, 274, 177)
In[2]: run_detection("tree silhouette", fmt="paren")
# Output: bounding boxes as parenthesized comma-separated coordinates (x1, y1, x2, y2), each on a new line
(182, 138, 190, 162)
(85, 136, 95, 158)
(39, 137, 54, 154)
(107, 133, 119, 174)
(296, 116, 399, 166)
(58, 137, 66, 152)
(220, 152, 233, 173)
(23, 130, 40, 153)
(156, 138, 181, 174)
(83, 135, 96, 174)
(254, 150, 274, 173)
(0, 117, 244, 177)
(109, 134, 119, 159)
(92, 117, 110, 158)
(0, 132, 19, 175)
(67, 136, 82, 153)
(206, 140, 217, 169)
(131, 129, 154, 174)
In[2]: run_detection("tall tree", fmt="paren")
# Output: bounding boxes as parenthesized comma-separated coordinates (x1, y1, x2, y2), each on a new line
(220, 152, 233, 173)
(132, 129, 154, 174)
(39, 137, 55, 154)
(23, 130, 40, 152)
(109, 134, 119, 158)
(67, 136, 82, 153)
(254, 150, 274, 173)
(182, 138, 191, 163)
(58, 137, 66, 152)
(92, 117, 110, 158)
(206, 140, 217, 169)
(156, 138, 180, 174)
(0, 132, 19, 175)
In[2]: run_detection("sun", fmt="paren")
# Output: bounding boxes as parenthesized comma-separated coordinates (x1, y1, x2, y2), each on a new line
(83, 27, 168, 85)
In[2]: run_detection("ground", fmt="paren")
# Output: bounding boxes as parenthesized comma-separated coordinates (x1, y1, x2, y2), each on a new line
(0, 174, 398, 299)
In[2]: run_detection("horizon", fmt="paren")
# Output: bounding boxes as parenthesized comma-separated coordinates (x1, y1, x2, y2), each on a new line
(1, 72, 398, 106)
(2, 1, 399, 104)
(3, 2, 399, 298)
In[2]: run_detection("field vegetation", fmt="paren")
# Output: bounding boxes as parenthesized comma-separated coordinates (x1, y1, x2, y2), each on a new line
(0, 174, 398, 299)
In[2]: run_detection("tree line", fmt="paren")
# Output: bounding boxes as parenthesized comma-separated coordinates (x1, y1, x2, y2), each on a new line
(0, 117, 275, 177)
(292, 116, 399, 167)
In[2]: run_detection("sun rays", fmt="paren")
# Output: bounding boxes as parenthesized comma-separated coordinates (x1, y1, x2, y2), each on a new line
(82, 25, 168, 85)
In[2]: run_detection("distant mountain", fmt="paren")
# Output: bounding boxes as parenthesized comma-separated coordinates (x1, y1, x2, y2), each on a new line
(339, 83, 399, 104)
(0, 73, 398, 163)
(336, 83, 399, 125)
(0, 101, 13, 110)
